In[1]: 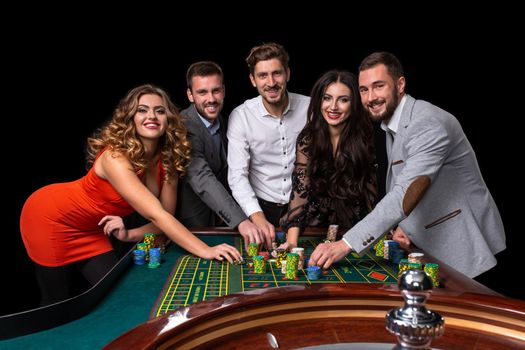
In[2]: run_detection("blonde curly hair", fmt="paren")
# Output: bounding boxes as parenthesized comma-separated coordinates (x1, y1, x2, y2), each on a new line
(86, 84, 191, 182)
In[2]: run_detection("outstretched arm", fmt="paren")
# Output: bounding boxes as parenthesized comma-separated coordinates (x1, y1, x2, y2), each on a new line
(280, 139, 311, 249)
(227, 110, 262, 218)
(185, 120, 248, 228)
(227, 110, 274, 248)
(98, 172, 179, 242)
(342, 116, 449, 256)
(97, 150, 241, 262)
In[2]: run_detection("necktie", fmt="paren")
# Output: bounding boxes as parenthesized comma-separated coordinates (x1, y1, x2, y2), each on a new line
(210, 128, 222, 163)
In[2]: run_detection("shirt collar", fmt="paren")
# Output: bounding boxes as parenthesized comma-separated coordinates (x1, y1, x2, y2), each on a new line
(197, 111, 220, 135)
(381, 94, 407, 135)
(257, 91, 292, 118)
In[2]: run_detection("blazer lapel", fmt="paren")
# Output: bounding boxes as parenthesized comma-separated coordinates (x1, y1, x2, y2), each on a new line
(219, 118, 227, 166)
(386, 95, 415, 191)
(385, 131, 395, 190)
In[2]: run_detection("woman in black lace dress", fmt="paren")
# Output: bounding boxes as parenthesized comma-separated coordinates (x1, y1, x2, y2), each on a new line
(279, 70, 377, 249)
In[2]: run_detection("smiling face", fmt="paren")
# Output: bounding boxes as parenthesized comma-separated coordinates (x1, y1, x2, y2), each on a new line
(321, 81, 352, 129)
(187, 74, 225, 123)
(133, 93, 167, 141)
(249, 58, 289, 109)
(358, 63, 405, 123)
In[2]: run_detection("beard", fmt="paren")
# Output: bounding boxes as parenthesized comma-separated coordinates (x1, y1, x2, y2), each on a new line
(195, 103, 221, 121)
(365, 87, 400, 123)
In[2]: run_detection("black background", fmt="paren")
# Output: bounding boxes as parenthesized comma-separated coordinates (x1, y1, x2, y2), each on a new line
(4, 10, 521, 314)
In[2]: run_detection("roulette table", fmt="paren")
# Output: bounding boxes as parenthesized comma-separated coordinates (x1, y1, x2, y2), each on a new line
(151, 234, 400, 318)
(2, 228, 522, 350)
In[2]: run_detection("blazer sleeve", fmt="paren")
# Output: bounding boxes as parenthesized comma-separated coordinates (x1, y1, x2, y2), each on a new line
(185, 120, 247, 228)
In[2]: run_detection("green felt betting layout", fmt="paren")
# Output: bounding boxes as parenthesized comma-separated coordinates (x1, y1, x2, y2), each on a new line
(151, 237, 398, 318)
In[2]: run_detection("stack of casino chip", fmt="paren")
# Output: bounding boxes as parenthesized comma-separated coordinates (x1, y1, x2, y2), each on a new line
(374, 238, 385, 257)
(132, 249, 146, 265)
(408, 253, 424, 264)
(144, 233, 155, 247)
(148, 247, 161, 268)
(407, 262, 422, 270)
(143, 233, 156, 260)
(424, 263, 440, 287)
(248, 242, 259, 257)
(280, 260, 287, 274)
(383, 240, 393, 259)
(275, 248, 287, 268)
(398, 259, 410, 277)
(384, 240, 404, 264)
(285, 253, 299, 280)
(291, 247, 305, 269)
(136, 242, 149, 261)
(253, 255, 265, 274)
(398, 259, 423, 278)
(306, 266, 321, 280)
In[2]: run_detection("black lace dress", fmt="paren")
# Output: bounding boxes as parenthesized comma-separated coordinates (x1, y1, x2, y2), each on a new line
(280, 133, 377, 233)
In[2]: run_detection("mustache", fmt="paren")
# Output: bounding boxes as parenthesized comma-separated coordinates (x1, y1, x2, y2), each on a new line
(367, 98, 385, 108)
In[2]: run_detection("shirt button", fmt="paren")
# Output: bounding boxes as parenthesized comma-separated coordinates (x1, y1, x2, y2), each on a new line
(284, 166, 287, 169)
(283, 151, 286, 154)
(280, 121, 282, 125)
(282, 137, 284, 140)
(283, 179, 286, 181)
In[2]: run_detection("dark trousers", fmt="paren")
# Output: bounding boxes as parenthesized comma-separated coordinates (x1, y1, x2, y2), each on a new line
(34, 250, 118, 306)
(257, 198, 289, 228)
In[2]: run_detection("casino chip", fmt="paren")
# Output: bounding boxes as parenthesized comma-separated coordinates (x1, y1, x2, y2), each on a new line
(232, 257, 245, 265)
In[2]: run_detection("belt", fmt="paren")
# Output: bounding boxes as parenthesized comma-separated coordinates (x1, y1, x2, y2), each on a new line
(257, 197, 287, 207)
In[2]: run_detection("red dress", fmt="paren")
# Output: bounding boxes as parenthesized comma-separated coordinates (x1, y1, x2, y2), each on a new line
(20, 152, 163, 267)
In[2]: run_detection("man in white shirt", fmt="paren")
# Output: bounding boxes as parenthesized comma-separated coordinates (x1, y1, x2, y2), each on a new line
(227, 42, 310, 249)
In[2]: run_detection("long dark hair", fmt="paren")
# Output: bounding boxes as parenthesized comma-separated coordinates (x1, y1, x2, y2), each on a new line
(301, 70, 377, 225)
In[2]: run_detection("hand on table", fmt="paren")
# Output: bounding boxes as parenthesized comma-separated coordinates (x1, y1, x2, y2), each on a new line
(204, 243, 242, 263)
(238, 219, 264, 250)
(98, 215, 128, 240)
(308, 240, 351, 269)
(277, 241, 297, 252)
(249, 211, 275, 250)
(392, 226, 411, 250)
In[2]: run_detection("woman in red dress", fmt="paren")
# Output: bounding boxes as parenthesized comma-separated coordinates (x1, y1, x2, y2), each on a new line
(20, 84, 241, 305)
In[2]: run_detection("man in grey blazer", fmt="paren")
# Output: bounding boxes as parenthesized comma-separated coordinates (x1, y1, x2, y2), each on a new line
(176, 61, 263, 246)
(309, 52, 505, 278)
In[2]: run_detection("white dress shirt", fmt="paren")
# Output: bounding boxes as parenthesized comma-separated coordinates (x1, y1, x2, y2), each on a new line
(227, 92, 310, 217)
(380, 94, 406, 135)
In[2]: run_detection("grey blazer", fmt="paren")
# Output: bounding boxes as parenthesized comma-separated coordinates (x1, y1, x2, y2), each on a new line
(344, 95, 505, 277)
(176, 105, 247, 228)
